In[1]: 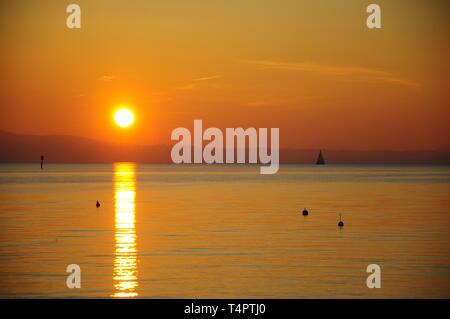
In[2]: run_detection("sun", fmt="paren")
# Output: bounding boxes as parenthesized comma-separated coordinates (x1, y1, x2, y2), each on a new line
(114, 108, 134, 128)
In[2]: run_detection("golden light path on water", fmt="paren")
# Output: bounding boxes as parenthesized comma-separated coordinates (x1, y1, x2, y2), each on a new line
(112, 163, 138, 298)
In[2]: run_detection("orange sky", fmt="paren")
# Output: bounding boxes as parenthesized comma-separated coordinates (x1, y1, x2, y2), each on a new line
(0, 0, 449, 150)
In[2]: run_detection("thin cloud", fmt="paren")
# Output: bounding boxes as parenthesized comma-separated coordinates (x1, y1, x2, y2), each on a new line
(176, 83, 197, 91)
(193, 75, 222, 82)
(177, 75, 222, 90)
(242, 60, 419, 88)
(98, 75, 116, 82)
(243, 95, 324, 107)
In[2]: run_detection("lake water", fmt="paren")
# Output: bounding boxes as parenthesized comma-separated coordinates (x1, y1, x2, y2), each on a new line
(0, 163, 449, 298)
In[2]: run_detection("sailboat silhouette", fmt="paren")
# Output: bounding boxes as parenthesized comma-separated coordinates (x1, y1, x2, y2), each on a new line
(316, 150, 325, 165)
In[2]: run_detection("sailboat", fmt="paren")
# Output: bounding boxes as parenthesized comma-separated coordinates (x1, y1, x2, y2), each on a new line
(316, 150, 325, 165)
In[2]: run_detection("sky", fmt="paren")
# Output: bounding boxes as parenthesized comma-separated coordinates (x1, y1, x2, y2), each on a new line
(0, 0, 449, 150)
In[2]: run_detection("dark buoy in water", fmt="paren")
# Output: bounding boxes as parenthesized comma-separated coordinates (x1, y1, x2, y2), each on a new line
(302, 208, 309, 216)
(338, 213, 344, 228)
(96, 200, 100, 208)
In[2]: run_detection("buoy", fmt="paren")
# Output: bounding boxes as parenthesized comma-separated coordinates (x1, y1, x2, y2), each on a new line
(302, 208, 309, 216)
(96, 200, 100, 208)
(338, 213, 344, 228)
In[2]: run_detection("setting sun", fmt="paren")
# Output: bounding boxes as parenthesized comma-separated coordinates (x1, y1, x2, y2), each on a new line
(114, 109, 134, 128)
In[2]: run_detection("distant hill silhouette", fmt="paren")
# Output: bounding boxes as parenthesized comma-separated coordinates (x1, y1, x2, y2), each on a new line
(0, 130, 449, 164)
(0, 130, 171, 163)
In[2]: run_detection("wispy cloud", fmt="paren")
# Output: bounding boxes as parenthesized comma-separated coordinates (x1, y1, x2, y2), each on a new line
(176, 83, 197, 91)
(177, 75, 222, 90)
(193, 75, 222, 82)
(242, 60, 419, 88)
(242, 95, 324, 108)
(98, 75, 116, 82)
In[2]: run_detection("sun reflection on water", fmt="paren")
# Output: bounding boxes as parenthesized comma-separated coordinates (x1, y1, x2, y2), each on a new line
(112, 162, 138, 298)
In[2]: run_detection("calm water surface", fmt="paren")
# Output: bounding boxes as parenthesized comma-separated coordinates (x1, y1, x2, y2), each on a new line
(0, 163, 449, 298)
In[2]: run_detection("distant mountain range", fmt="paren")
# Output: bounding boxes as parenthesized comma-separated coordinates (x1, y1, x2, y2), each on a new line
(0, 130, 449, 164)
